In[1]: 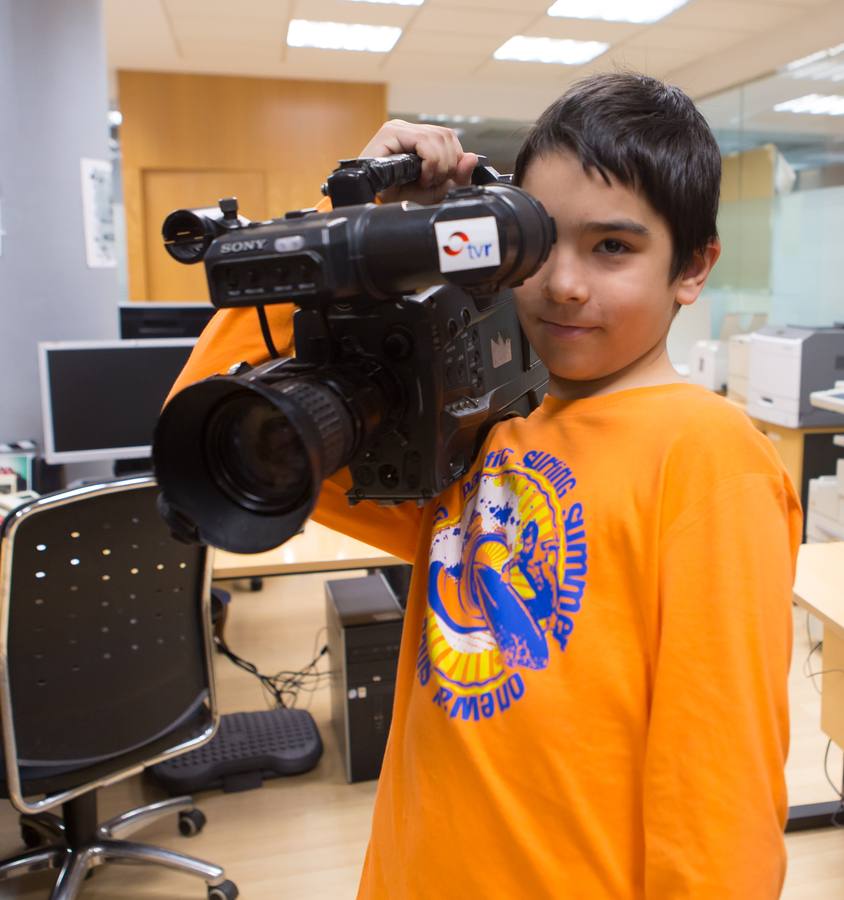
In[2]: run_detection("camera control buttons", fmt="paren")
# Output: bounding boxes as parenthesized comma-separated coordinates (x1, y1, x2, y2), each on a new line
(383, 330, 413, 360)
(274, 235, 306, 253)
(354, 465, 375, 487)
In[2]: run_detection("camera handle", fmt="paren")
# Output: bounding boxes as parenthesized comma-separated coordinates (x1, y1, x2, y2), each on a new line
(322, 153, 507, 208)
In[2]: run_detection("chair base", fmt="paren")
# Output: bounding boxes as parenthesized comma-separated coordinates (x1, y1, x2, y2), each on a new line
(0, 794, 236, 899)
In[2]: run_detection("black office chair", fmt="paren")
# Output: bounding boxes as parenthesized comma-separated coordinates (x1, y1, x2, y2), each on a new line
(0, 476, 238, 899)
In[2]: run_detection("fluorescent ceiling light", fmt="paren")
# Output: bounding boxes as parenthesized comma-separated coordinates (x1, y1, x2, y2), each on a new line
(287, 19, 402, 53)
(774, 94, 844, 116)
(494, 35, 608, 65)
(782, 42, 844, 82)
(345, 0, 424, 5)
(418, 114, 484, 124)
(547, 0, 689, 24)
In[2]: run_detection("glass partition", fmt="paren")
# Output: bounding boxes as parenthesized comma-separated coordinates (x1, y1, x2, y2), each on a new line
(698, 47, 844, 335)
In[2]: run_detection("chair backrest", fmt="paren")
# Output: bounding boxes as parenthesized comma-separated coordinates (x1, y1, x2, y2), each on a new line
(0, 476, 217, 813)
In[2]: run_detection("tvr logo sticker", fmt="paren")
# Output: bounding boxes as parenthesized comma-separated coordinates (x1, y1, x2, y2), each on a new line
(442, 230, 470, 256)
(435, 217, 501, 273)
(442, 230, 495, 261)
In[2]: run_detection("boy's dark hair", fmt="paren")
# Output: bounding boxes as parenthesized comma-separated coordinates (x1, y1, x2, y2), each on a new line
(514, 72, 721, 282)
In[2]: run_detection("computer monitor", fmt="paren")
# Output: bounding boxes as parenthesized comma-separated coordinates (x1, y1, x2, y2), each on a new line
(38, 339, 196, 464)
(118, 302, 215, 340)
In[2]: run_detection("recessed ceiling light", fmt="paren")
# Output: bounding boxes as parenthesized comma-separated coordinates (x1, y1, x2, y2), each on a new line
(547, 0, 689, 25)
(774, 94, 844, 116)
(782, 42, 844, 82)
(345, 0, 424, 5)
(287, 19, 402, 53)
(494, 35, 608, 65)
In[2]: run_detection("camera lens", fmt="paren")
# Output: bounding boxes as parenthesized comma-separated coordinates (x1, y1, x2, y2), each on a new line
(206, 393, 311, 514)
(153, 365, 389, 553)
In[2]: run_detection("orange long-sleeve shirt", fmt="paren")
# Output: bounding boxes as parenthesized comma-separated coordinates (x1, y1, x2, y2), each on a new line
(170, 306, 802, 899)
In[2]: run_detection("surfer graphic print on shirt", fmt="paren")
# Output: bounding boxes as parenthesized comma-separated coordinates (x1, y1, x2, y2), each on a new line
(417, 444, 589, 722)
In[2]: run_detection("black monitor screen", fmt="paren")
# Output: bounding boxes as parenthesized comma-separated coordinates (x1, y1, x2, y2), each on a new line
(40, 340, 196, 463)
(119, 303, 215, 340)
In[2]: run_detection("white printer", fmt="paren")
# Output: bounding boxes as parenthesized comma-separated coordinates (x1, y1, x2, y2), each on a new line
(688, 339, 728, 392)
(727, 333, 752, 403)
(747, 325, 844, 427)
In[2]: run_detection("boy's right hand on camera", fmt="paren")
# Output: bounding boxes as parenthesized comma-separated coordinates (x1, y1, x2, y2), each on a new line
(359, 119, 478, 205)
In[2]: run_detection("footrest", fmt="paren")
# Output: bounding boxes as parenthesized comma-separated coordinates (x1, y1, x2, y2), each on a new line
(151, 708, 323, 795)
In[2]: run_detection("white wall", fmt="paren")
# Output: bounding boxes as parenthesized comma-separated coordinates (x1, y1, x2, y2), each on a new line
(0, 0, 118, 456)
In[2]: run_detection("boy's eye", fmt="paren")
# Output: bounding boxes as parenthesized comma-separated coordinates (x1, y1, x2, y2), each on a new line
(596, 238, 628, 255)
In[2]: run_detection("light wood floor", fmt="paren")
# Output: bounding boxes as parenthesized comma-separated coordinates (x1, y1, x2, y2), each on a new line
(0, 572, 842, 898)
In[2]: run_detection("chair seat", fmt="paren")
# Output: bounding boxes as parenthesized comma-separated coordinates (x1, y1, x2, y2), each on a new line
(0, 704, 214, 802)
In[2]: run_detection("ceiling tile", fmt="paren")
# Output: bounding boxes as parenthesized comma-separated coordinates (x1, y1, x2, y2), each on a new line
(169, 16, 288, 43)
(397, 28, 502, 56)
(664, 0, 804, 32)
(380, 50, 481, 78)
(622, 24, 748, 53)
(579, 44, 692, 77)
(104, 0, 180, 59)
(178, 37, 284, 62)
(105, 0, 844, 127)
(284, 46, 390, 78)
(286, 0, 416, 27)
(409, 6, 538, 36)
(388, 73, 567, 121)
(476, 58, 591, 85)
(164, 0, 292, 21)
(425, 0, 551, 11)
(521, 18, 644, 43)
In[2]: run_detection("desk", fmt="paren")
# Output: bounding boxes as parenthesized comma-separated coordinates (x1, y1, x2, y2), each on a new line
(789, 541, 844, 830)
(794, 542, 844, 750)
(748, 418, 844, 500)
(732, 404, 844, 539)
(212, 520, 404, 579)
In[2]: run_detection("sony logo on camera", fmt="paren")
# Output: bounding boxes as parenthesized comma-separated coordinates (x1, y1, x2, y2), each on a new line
(220, 239, 269, 254)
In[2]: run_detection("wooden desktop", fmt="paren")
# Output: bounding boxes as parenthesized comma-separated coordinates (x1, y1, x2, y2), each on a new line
(727, 396, 844, 540)
(212, 520, 403, 579)
(793, 542, 844, 752)
(789, 541, 844, 830)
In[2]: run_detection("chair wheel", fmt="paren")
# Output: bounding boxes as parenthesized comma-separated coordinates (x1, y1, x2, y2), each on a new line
(20, 823, 44, 849)
(178, 808, 206, 837)
(208, 880, 239, 900)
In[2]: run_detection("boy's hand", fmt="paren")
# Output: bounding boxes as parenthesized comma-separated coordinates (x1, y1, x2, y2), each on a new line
(358, 119, 478, 205)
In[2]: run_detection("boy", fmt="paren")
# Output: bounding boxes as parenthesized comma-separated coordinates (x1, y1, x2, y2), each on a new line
(169, 73, 802, 898)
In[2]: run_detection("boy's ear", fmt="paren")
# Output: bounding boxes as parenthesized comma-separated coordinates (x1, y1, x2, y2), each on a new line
(674, 239, 721, 307)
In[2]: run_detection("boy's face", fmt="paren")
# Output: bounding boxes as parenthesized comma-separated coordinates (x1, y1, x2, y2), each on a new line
(515, 151, 716, 397)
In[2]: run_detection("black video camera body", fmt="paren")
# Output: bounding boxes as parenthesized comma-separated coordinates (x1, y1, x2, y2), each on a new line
(154, 155, 555, 553)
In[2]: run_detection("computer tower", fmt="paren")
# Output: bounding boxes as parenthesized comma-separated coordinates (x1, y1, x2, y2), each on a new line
(325, 573, 403, 783)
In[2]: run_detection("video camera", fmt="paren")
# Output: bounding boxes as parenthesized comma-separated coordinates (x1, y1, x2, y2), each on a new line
(153, 153, 555, 553)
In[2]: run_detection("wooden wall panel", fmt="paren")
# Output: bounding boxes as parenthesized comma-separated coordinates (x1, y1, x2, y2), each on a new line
(144, 169, 267, 301)
(118, 71, 387, 302)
